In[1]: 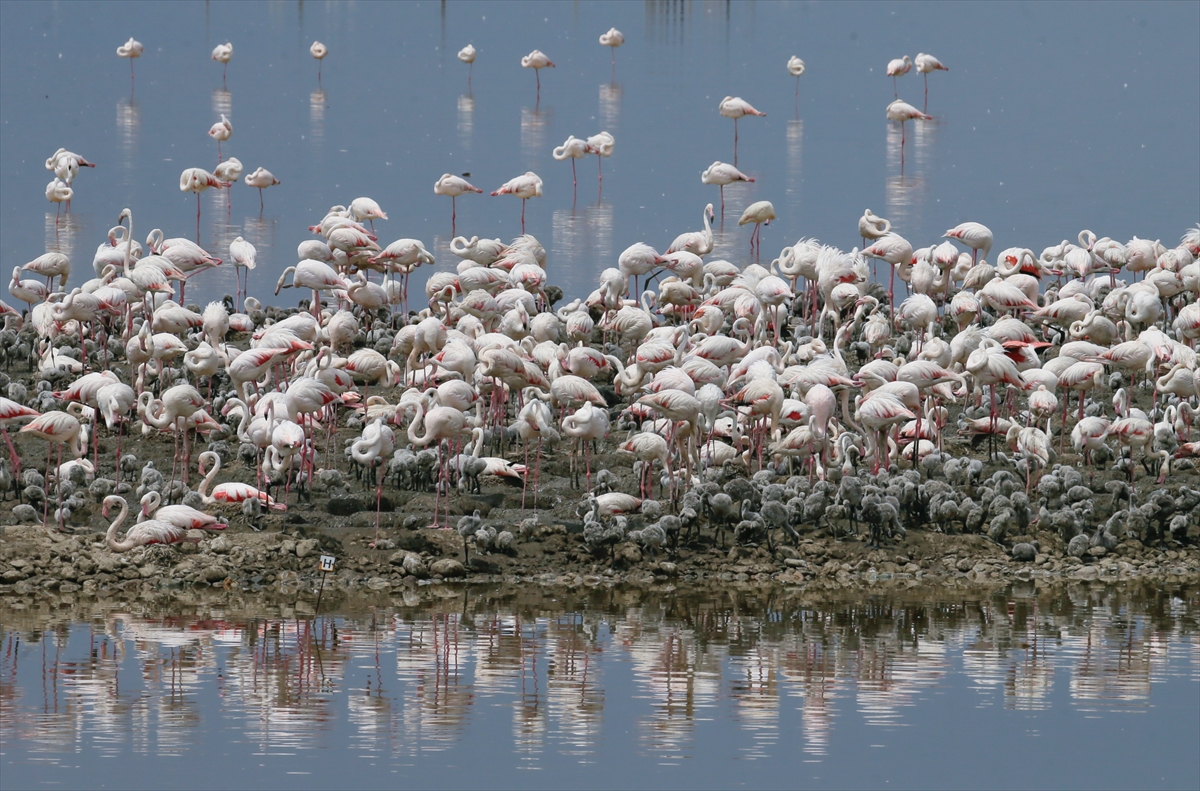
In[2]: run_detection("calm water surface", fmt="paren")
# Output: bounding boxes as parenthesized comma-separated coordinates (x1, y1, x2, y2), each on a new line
(1, 1, 1197, 305)
(1, 584, 1198, 790)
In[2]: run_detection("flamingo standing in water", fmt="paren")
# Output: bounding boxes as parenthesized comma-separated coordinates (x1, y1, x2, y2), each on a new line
(552, 136, 590, 195)
(180, 167, 228, 240)
(244, 167, 280, 211)
(208, 113, 232, 161)
(599, 28, 624, 74)
(491, 172, 543, 234)
(701, 161, 755, 218)
(915, 53, 948, 111)
(229, 236, 256, 310)
(457, 44, 476, 88)
(212, 42, 233, 83)
(886, 98, 930, 148)
(719, 96, 766, 166)
(739, 201, 776, 258)
(310, 41, 328, 81)
(886, 55, 912, 98)
(434, 174, 482, 233)
(587, 131, 615, 188)
(19, 410, 84, 527)
(117, 37, 143, 84)
(521, 49, 555, 99)
(46, 179, 73, 218)
(787, 56, 806, 100)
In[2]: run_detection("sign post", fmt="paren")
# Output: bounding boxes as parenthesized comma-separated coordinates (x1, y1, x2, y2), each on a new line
(315, 555, 335, 615)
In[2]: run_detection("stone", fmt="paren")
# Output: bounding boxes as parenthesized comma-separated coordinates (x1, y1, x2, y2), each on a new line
(295, 539, 320, 559)
(388, 550, 415, 566)
(657, 562, 678, 576)
(1070, 565, 1100, 580)
(202, 566, 228, 583)
(784, 558, 808, 568)
(280, 539, 296, 556)
(1088, 546, 1107, 558)
(209, 536, 230, 553)
(469, 555, 499, 574)
(429, 559, 466, 578)
(326, 497, 364, 516)
(366, 577, 391, 591)
(956, 558, 974, 572)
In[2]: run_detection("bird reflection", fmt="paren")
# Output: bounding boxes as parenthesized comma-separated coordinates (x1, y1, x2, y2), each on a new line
(0, 589, 1195, 771)
(310, 89, 326, 146)
(211, 88, 232, 119)
(552, 202, 613, 299)
(885, 122, 928, 233)
(116, 99, 141, 182)
(520, 106, 551, 171)
(599, 82, 622, 132)
(457, 94, 474, 151)
(44, 211, 80, 252)
(785, 119, 804, 219)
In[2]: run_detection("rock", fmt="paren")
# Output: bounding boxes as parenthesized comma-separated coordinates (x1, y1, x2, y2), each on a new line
(2, 568, 25, 583)
(326, 497, 364, 516)
(295, 539, 320, 559)
(784, 557, 808, 568)
(402, 554, 428, 579)
(209, 536, 230, 554)
(429, 559, 466, 578)
(956, 558, 974, 572)
(388, 550, 415, 566)
(370, 539, 396, 551)
(469, 555, 499, 574)
(614, 542, 642, 565)
(366, 577, 391, 591)
(1034, 554, 1048, 565)
(280, 539, 296, 556)
(657, 561, 678, 576)
(1011, 543, 1037, 562)
(1088, 546, 1107, 558)
(202, 566, 228, 583)
(1070, 565, 1100, 580)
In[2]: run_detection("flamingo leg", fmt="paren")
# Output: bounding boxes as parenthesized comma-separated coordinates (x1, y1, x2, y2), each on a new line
(535, 436, 543, 510)
(54, 443, 63, 528)
(521, 198, 527, 234)
(451, 196, 457, 235)
(42, 441, 53, 527)
(2, 430, 20, 480)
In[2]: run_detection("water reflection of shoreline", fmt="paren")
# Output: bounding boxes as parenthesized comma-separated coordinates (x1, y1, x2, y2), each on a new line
(1, 586, 1196, 773)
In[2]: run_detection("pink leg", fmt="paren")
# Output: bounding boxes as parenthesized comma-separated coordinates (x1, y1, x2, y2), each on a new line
(42, 442, 53, 527)
(3, 430, 20, 479)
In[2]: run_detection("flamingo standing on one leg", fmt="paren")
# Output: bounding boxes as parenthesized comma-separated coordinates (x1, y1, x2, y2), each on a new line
(491, 172, 543, 234)
(915, 52, 948, 112)
(886, 55, 912, 99)
(886, 98, 930, 152)
(229, 236, 256, 311)
(458, 44, 476, 89)
(208, 114, 232, 162)
(180, 167, 229, 241)
(117, 37, 143, 86)
(434, 174, 482, 234)
(212, 42, 233, 84)
(552, 136, 590, 198)
(719, 96, 765, 166)
(599, 28, 623, 76)
(521, 49, 555, 100)
(244, 167, 280, 212)
(701, 161, 755, 219)
(310, 41, 328, 82)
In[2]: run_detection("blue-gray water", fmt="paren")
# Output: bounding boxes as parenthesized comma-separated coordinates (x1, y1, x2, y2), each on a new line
(1, 585, 1198, 790)
(1, 1, 1197, 306)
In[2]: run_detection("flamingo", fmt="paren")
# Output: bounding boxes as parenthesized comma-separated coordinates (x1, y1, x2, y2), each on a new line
(944, 222, 994, 265)
(886, 98, 930, 148)
(886, 55, 912, 98)
(599, 27, 624, 73)
(275, 259, 349, 318)
(521, 49, 555, 98)
(310, 41, 327, 81)
(102, 496, 215, 553)
(1006, 424, 1050, 493)
(434, 174, 482, 233)
(718, 96, 766, 166)
(863, 232, 913, 317)
(739, 200, 776, 257)
(853, 392, 913, 473)
(138, 491, 228, 531)
(351, 417, 396, 546)
(46, 179, 73, 218)
(858, 209, 891, 248)
(458, 44, 476, 88)
(562, 400, 610, 490)
(349, 197, 388, 232)
(228, 236, 256, 310)
(117, 37, 144, 84)
(787, 56, 806, 99)
(179, 167, 228, 239)
(197, 451, 286, 510)
(0, 397, 39, 477)
(553, 135, 591, 194)
(914, 52, 948, 111)
(701, 161, 755, 217)
(208, 113, 232, 161)
(138, 383, 205, 488)
(587, 131, 615, 186)
(491, 172, 543, 234)
(9, 267, 49, 313)
(211, 42, 233, 82)
(408, 399, 472, 528)
(667, 204, 716, 258)
(244, 167, 280, 211)
(19, 410, 83, 527)
(617, 431, 671, 499)
(22, 252, 71, 292)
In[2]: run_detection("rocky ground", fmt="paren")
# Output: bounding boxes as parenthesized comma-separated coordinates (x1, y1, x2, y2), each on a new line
(1, 308, 1198, 599)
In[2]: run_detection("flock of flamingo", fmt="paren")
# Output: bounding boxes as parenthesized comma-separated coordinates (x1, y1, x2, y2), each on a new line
(5, 26, 1200, 563)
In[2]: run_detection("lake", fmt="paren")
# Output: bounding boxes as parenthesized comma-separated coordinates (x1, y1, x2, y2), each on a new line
(1, 1, 1196, 307)
(1, 583, 1198, 790)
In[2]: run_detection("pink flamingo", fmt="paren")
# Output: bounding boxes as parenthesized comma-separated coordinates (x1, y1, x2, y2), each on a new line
(19, 410, 84, 527)
(719, 96, 765, 166)
(491, 172, 543, 234)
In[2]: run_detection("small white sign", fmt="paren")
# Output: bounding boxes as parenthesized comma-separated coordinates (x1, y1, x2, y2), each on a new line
(318, 555, 336, 573)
